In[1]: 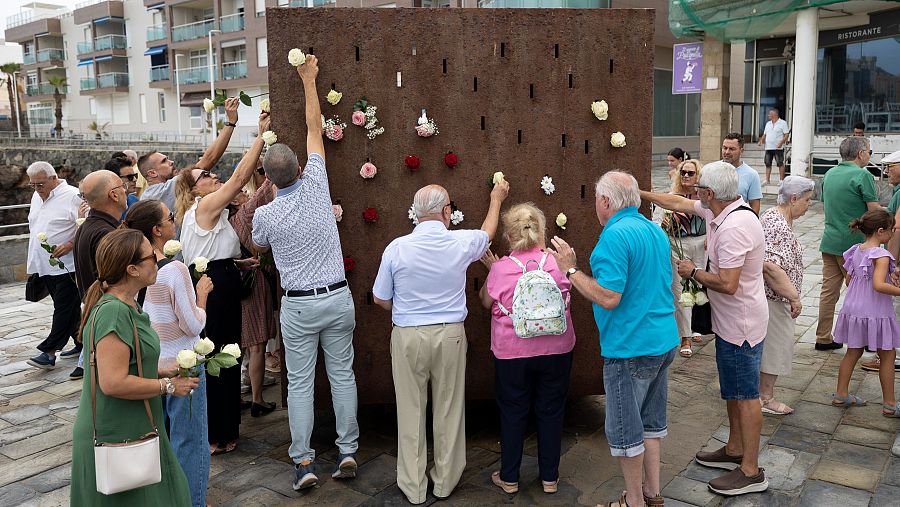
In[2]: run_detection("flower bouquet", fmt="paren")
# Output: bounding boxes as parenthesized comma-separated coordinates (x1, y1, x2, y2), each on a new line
(175, 339, 241, 418)
(665, 211, 708, 307)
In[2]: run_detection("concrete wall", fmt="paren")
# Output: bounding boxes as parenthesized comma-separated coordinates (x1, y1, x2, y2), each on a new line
(0, 235, 28, 284)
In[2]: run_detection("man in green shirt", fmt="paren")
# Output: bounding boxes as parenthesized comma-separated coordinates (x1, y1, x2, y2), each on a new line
(816, 136, 880, 351)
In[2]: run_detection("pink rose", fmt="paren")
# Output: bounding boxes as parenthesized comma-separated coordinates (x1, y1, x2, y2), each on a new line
(327, 124, 344, 141)
(359, 162, 377, 179)
(332, 204, 343, 222)
(351, 111, 366, 126)
(415, 123, 435, 137)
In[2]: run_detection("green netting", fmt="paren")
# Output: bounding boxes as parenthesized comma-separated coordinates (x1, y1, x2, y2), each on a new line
(669, 0, 851, 42)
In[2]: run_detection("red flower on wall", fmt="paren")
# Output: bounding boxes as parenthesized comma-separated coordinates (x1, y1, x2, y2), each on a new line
(404, 155, 420, 172)
(362, 207, 379, 223)
(343, 256, 356, 273)
(444, 151, 458, 168)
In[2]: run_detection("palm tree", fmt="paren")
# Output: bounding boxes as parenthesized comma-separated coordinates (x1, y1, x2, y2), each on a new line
(0, 63, 22, 129)
(47, 75, 67, 138)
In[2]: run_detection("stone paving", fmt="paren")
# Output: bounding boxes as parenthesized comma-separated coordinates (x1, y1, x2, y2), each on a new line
(2, 169, 900, 506)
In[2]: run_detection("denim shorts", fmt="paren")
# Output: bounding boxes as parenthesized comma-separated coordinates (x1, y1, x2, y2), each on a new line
(715, 335, 763, 400)
(602, 347, 677, 457)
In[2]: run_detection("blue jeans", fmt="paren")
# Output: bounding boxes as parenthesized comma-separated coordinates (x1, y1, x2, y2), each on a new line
(280, 286, 359, 464)
(715, 335, 763, 400)
(602, 348, 676, 457)
(162, 367, 210, 507)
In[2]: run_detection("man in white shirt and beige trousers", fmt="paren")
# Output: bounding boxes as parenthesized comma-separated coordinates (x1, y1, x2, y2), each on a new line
(373, 181, 509, 504)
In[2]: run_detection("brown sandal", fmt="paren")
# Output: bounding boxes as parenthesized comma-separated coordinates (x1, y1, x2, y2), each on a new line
(600, 490, 629, 507)
(644, 493, 664, 506)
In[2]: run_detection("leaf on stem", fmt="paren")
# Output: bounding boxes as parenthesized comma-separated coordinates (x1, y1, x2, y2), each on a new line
(239, 91, 252, 107)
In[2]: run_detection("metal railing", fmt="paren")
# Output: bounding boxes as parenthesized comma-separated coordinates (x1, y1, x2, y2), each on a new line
(0, 204, 30, 233)
(97, 72, 129, 88)
(0, 130, 252, 149)
(75, 0, 106, 8)
(94, 34, 127, 51)
(220, 13, 244, 33)
(221, 60, 247, 80)
(147, 24, 166, 41)
(77, 41, 94, 55)
(6, 11, 56, 29)
(23, 53, 36, 65)
(37, 48, 66, 62)
(289, 0, 336, 5)
(176, 65, 210, 85)
(26, 83, 68, 96)
(80, 77, 98, 91)
(172, 19, 215, 42)
(150, 64, 170, 81)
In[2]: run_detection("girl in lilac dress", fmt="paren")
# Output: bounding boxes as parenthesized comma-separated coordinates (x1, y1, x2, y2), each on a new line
(832, 210, 900, 417)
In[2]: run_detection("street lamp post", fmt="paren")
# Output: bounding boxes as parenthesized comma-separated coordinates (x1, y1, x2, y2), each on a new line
(207, 28, 221, 145)
(174, 54, 184, 138)
(12, 71, 22, 138)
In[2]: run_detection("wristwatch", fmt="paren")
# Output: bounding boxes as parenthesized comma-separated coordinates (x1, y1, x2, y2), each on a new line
(224, 121, 237, 128)
(690, 267, 699, 280)
(565, 267, 580, 279)
(161, 377, 175, 396)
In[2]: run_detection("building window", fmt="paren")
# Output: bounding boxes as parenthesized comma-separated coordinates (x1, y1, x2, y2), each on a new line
(158, 93, 166, 122)
(140, 93, 147, 123)
(816, 36, 900, 133)
(256, 37, 268, 67)
(189, 106, 203, 130)
(257, 0, 267, 16)
(653, 68, 700, 137)
(89, 98, 96, 115)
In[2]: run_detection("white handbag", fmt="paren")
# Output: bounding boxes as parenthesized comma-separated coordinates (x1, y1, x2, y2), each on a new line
(89, 301, 162, 495)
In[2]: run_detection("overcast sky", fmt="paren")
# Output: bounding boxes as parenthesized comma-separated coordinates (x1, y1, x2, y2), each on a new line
(1, 0, 80, 35)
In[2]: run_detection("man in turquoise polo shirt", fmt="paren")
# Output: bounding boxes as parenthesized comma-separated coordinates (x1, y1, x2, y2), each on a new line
(816, 136, 880, 351)
(550, 171, 677, 507)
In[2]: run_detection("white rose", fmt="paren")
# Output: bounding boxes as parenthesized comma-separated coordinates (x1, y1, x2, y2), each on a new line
(37, 232, 48, 243)
(610, 131, 627, 148)
(75, 218, 86, 227)
(694, 291, 709, 306)
(222, 343, 242, 358)
(163, 240, 182, 258)
(202, 98, 215, 114)
(193, 337, 215, 356)
(679, 291, 696, 307)
(492, 171, 505, 185)
(556, 213, 567, 230)
(288, 48, 306, 67)
(591, 100, 609, 121)
(260, 98, 270, 112)
(326, 90, 343, 106)
(261, 130, 278, 146)
(176, 349, 198, 369)
(193, 256, 209, 273)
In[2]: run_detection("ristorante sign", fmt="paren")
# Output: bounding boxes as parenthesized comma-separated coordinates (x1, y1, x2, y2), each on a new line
(819, 8, 900, 47)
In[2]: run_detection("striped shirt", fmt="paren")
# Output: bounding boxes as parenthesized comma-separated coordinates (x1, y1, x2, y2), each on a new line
(144, 261, 206, 361)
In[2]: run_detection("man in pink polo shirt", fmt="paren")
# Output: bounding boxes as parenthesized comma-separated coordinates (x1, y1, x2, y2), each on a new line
(641, 161, 769, 497)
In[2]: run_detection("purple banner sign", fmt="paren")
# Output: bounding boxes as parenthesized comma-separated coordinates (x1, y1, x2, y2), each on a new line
(673, 42, 703, 95)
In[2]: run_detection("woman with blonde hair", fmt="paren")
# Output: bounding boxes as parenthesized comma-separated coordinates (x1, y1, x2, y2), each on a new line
(70, 229, 199, 505)
(174, 109, 270, 455)
(660, 158, 707, 357)
(479, 203, 576, 496)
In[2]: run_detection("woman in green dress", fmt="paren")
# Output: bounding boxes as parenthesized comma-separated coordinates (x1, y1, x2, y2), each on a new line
(71, 228, 199, 506)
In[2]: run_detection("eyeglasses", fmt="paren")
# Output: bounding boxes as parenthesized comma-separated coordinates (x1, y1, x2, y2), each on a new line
(191, 170, 212, 188)
(121, 173, 138, 181)
(694, 184, 710, 190)
(158, 211, 175, 226)
(256, 166, 265, 175)
(133, 252, 157, 266)
(443, 200, 457, 212)
(680, 170, 696, 177)
(28, 176, 57, 189)
(108, 183, 126, 195)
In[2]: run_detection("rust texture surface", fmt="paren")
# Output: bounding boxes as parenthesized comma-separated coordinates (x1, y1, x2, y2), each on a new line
(266, 7, 655, 404)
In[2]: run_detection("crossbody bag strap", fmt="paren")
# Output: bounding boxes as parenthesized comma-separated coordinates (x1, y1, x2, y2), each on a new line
(130, 316, 157, 434)
(704, 205, 755, 275)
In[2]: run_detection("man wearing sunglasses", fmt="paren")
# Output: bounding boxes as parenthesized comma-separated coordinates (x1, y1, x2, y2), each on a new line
(24, 162, 83, 371)
(103, 156, 140, 220)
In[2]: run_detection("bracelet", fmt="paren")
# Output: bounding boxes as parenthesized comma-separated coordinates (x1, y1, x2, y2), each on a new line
(224, 121, 237, 128)
(158, 379, 165, 396)
(690, 268, 699, 280)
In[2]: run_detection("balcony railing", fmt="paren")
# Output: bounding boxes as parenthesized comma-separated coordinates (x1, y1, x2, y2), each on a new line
(221, 60, 247, 80)
(28, 108, 54, 125)
(220, 13, 244, 33)
(94, 34, 127, 51)
(81, 77, 98, 90)
(23, 53, 36, 65)
(75, 0, 105, 8)
(147, 24, 166, 41)
(26, 82, 68, 96)
(98, 72, 128, 88)
(172, 19, 215, 42)
(37, 48, 65, 62)
(150, 64, 170, 81)
(290, 0, 335, 5)
(176, 65, 210, 85)
(77, 41, 93, 55)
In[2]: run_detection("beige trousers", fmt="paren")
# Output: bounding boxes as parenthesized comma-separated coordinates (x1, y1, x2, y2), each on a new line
(816, 252, 848, 344)
(391, 323, 467, 504)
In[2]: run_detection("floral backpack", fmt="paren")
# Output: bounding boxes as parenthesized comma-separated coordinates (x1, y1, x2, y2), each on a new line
(496, 253, 569, 338)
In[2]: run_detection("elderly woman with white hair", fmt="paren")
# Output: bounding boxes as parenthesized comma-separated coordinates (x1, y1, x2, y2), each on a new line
(758, 175, 816, 415)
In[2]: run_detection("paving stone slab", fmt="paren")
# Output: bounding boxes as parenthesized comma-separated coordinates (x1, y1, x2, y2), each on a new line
(511, 478, 583, 506)
(880, 457, 900, 487)
(19, 463, 72, 493)
(0, 484, 38, 506)
(364, 484, 436, 507)
(219, 486, 295, 507)
(808, 459, 879, 492)
(781, 401, 843, 434)
(661, 476, 720, 506)
(19, 485, 73, 507)
(41, 381, 82, 398)
(894, 434, 900, 458)
(797, 479, 870, 507)
(720, 490, 797, 506)
(342, 453, 399, 497)
(0, 405, 50, 425)
(822, 440, 888, 472)
(0, 425, 72, 459)
(832, 424, 894, 450)
(757, 445, 819, 492)
(870, 483, 900, 507)
(840, 406, 900, 434)
(0, 443, 72, 488)
(767, 424, 831, 455)
(7, 390, 57, 407)
(431, 482, 511, 506)
(680, 461, 725, 484)
(0, 417, 63, 445)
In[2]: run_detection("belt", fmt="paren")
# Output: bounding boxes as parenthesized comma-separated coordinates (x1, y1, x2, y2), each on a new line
(286, 280, 347, 297)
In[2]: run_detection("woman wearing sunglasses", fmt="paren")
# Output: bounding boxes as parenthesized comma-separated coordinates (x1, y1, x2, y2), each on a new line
(658, 159, 707, 357)
(173, 106, 271, 455)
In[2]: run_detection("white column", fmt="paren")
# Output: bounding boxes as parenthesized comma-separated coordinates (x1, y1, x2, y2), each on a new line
(790, 8, 818, 176)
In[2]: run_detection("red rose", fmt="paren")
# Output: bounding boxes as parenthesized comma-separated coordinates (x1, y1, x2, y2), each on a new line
(405, 155, 420, 171)
(343, 256, 356, 272)
(444, 151, 458, 168)
(363, 207, 378, 223)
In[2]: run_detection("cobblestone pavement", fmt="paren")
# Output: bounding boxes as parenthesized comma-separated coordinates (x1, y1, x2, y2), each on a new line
(2, 169, 900, 506)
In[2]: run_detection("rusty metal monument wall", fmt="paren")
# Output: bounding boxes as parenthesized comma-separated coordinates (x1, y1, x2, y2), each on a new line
(266, 7, 655, 404)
